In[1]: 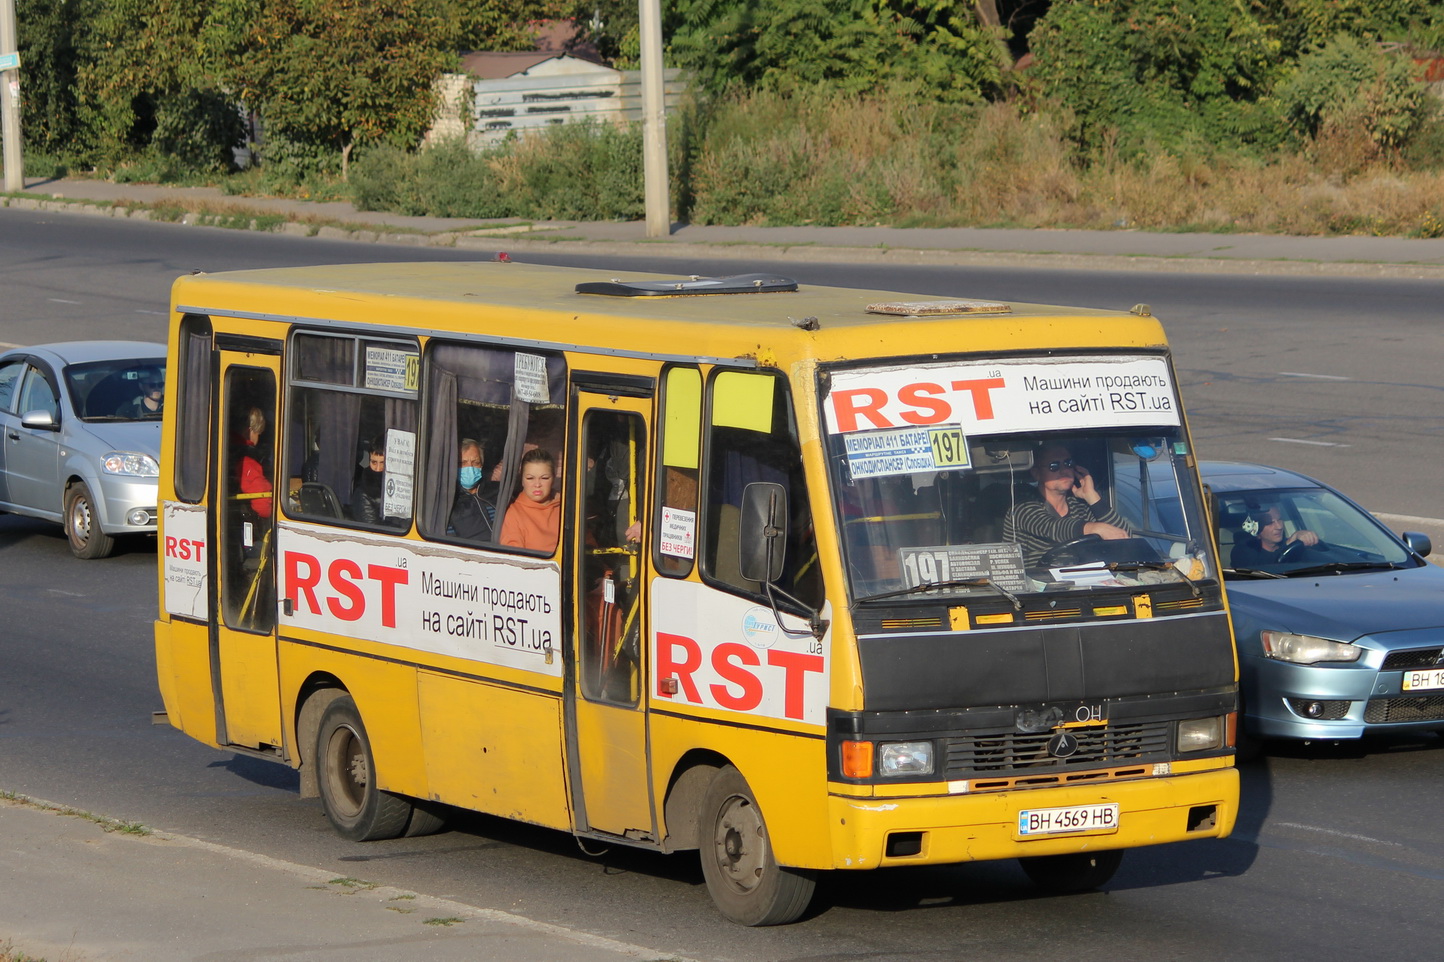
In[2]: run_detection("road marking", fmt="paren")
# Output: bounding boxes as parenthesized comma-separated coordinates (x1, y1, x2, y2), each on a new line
(135, 309, 165, 315)
(1279, 371, 1351, 380)
(47, 297, 82, 305)
(1272, 821, 1404, 848)
(0, 341, 22, 349)
(1267, 437, 1349, 447)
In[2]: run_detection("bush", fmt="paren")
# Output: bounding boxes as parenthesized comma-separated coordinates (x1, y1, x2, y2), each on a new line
(1275, 34, 1432, 167)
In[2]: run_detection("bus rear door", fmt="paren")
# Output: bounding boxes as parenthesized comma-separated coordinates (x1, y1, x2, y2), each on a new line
(211, 346, 283, 752)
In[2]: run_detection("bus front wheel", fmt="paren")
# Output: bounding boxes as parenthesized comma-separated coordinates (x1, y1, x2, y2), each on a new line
(1018, 848, 1124, 894)
(698, 766, 816, 926)
(316, 695, 413, 842)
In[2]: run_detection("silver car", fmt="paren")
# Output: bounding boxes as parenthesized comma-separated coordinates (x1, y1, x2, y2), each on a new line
(1203, 461, 1442, 743)
(0, 341, 166, 558)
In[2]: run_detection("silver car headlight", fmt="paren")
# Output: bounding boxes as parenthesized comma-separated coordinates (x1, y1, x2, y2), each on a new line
(102, 452, 160, 477)
(1260, 630, 1362, 665)
(878, 741, 934, 777)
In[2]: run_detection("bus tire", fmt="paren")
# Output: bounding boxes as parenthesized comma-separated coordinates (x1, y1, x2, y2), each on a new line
(316, 695, 413, 842)
(65, 482, 116, 559)
(1018, 848, 1124, 894)
(698, 766, 815, 926)
(403, 801, 449, 838)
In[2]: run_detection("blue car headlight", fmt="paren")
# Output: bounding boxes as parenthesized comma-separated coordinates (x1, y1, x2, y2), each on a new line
(1261, 630, 1362, 665)
(102, 452, 160, 477)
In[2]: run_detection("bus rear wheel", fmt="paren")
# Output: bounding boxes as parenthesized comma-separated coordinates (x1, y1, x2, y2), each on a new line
(316, 695, 413, 842)
(698, 766, 816, 926)
(1018, 848, 1124, 894)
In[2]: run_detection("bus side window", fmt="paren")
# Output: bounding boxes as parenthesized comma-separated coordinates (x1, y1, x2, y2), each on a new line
(418, 341, 567, 546)
(655, 366, 701, 577)
(284, 332, 419, 530)
(702, 371, 822, 609)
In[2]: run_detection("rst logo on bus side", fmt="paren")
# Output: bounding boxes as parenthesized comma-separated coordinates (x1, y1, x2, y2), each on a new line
(651, 582, 829, 726)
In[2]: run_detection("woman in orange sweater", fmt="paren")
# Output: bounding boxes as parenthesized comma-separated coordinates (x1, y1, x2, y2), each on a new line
(498, 448, 561, 552)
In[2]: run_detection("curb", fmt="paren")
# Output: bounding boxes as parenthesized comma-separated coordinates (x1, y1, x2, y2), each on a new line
(9, 191, 1444, 278)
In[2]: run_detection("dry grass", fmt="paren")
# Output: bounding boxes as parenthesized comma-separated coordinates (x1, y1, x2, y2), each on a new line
(686, 90, 1444, 237)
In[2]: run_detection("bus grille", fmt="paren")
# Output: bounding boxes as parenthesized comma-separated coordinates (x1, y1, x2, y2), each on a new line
(943, 721, 1171, 775)
(1364, 695, 1444, 723)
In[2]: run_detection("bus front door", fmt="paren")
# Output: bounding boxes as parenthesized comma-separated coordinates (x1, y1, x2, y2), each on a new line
(210, 350, 284, 752)
(567, 391, 655, 840)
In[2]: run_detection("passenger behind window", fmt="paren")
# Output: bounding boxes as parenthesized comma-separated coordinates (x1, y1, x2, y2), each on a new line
(449, 438, 496, 540)
(498, 448, 561, 552)
(238, 406, 273, 519)
(350, 437, 407, 527)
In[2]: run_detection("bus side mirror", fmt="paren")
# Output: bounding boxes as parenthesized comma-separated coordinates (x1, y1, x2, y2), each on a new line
(739, 482, 788, 584)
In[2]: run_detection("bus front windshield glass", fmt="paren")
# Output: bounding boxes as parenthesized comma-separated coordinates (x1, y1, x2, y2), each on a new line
(821, 355, 1215, 603)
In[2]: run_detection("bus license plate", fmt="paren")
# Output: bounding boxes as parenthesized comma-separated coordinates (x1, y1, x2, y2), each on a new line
(1018, 803, 1119, 836)
(1403, 668, 1444, 691)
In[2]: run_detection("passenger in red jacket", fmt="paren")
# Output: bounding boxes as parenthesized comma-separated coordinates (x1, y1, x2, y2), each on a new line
(498, 448, 561, 552)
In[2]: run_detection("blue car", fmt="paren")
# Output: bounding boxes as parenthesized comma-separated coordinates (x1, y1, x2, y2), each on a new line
(1203, 461, 1443, 742)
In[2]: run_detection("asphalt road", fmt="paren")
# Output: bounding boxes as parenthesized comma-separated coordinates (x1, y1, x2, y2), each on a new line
(3, 208, 1444, 960)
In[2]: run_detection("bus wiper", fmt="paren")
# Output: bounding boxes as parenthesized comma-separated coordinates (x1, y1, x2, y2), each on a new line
(858, 578, 1023, 610)
(1283, 561, 1406, 577)
(1106, 560, 1201, 597)
(1222, 567, 1288, 580)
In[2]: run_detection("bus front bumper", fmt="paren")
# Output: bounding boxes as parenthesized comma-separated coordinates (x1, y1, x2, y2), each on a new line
(826, 767, 1237, 869)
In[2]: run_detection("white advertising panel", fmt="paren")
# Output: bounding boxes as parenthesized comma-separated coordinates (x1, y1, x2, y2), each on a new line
(823, 354, 1180, 437)
(161, 501, 209, 620)
(277, 522, 563, 676)
(651, 579, 830, 727)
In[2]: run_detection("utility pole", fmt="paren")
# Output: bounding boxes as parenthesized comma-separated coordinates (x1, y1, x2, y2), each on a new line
(0, 0, 21, 192)
(638, 0, 669, 237)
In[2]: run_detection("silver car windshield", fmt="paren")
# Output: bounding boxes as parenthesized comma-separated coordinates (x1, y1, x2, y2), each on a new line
(64, 358, 168, 422)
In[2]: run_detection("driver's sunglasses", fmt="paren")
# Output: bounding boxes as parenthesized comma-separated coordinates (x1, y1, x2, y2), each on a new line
(1044, 459, 1075, 472)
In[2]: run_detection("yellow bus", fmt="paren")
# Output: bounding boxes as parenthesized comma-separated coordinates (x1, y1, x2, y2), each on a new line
(154, 261, 1238, 925)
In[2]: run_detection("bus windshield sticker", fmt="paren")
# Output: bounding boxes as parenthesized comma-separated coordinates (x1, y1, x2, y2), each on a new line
(899, 543, 1030, 593)
(844, 425, 970, 479)
(824, 355, 1179, 436)
(364, 345, 420, 394)
(514, 352, 549, 404)
(659, 506, 696, 559)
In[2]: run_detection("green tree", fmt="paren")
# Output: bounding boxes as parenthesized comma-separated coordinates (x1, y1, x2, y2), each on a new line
(447, 0, 575, 52)
(65, 0, 244, 173)
(662, 0, 1011, 102)
(15, 0, 85, 158)
(207, 0, 457, 177)
(1028, 0, 1285, 156)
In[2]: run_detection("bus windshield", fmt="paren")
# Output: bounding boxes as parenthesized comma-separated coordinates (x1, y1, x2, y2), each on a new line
(821, 355, 1215, 602)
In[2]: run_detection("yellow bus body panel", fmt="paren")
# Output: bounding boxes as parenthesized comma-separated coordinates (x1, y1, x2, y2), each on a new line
(649, 710, 833, 865)
(275, 642, 428, 795)
(155, 618, 218, 746)
(827, 768, 1238, 870)
(417, 671, 571, 830)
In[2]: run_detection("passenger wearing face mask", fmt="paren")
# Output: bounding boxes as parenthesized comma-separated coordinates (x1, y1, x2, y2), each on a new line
(448, 438, 496, 540)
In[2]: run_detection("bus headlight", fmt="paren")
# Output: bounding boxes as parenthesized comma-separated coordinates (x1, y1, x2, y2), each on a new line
(1177, 717, 1224, 752)
(1261, 631, 1362, 665)
(879, 741, 934, 777)
(103, 452, 160, 477)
